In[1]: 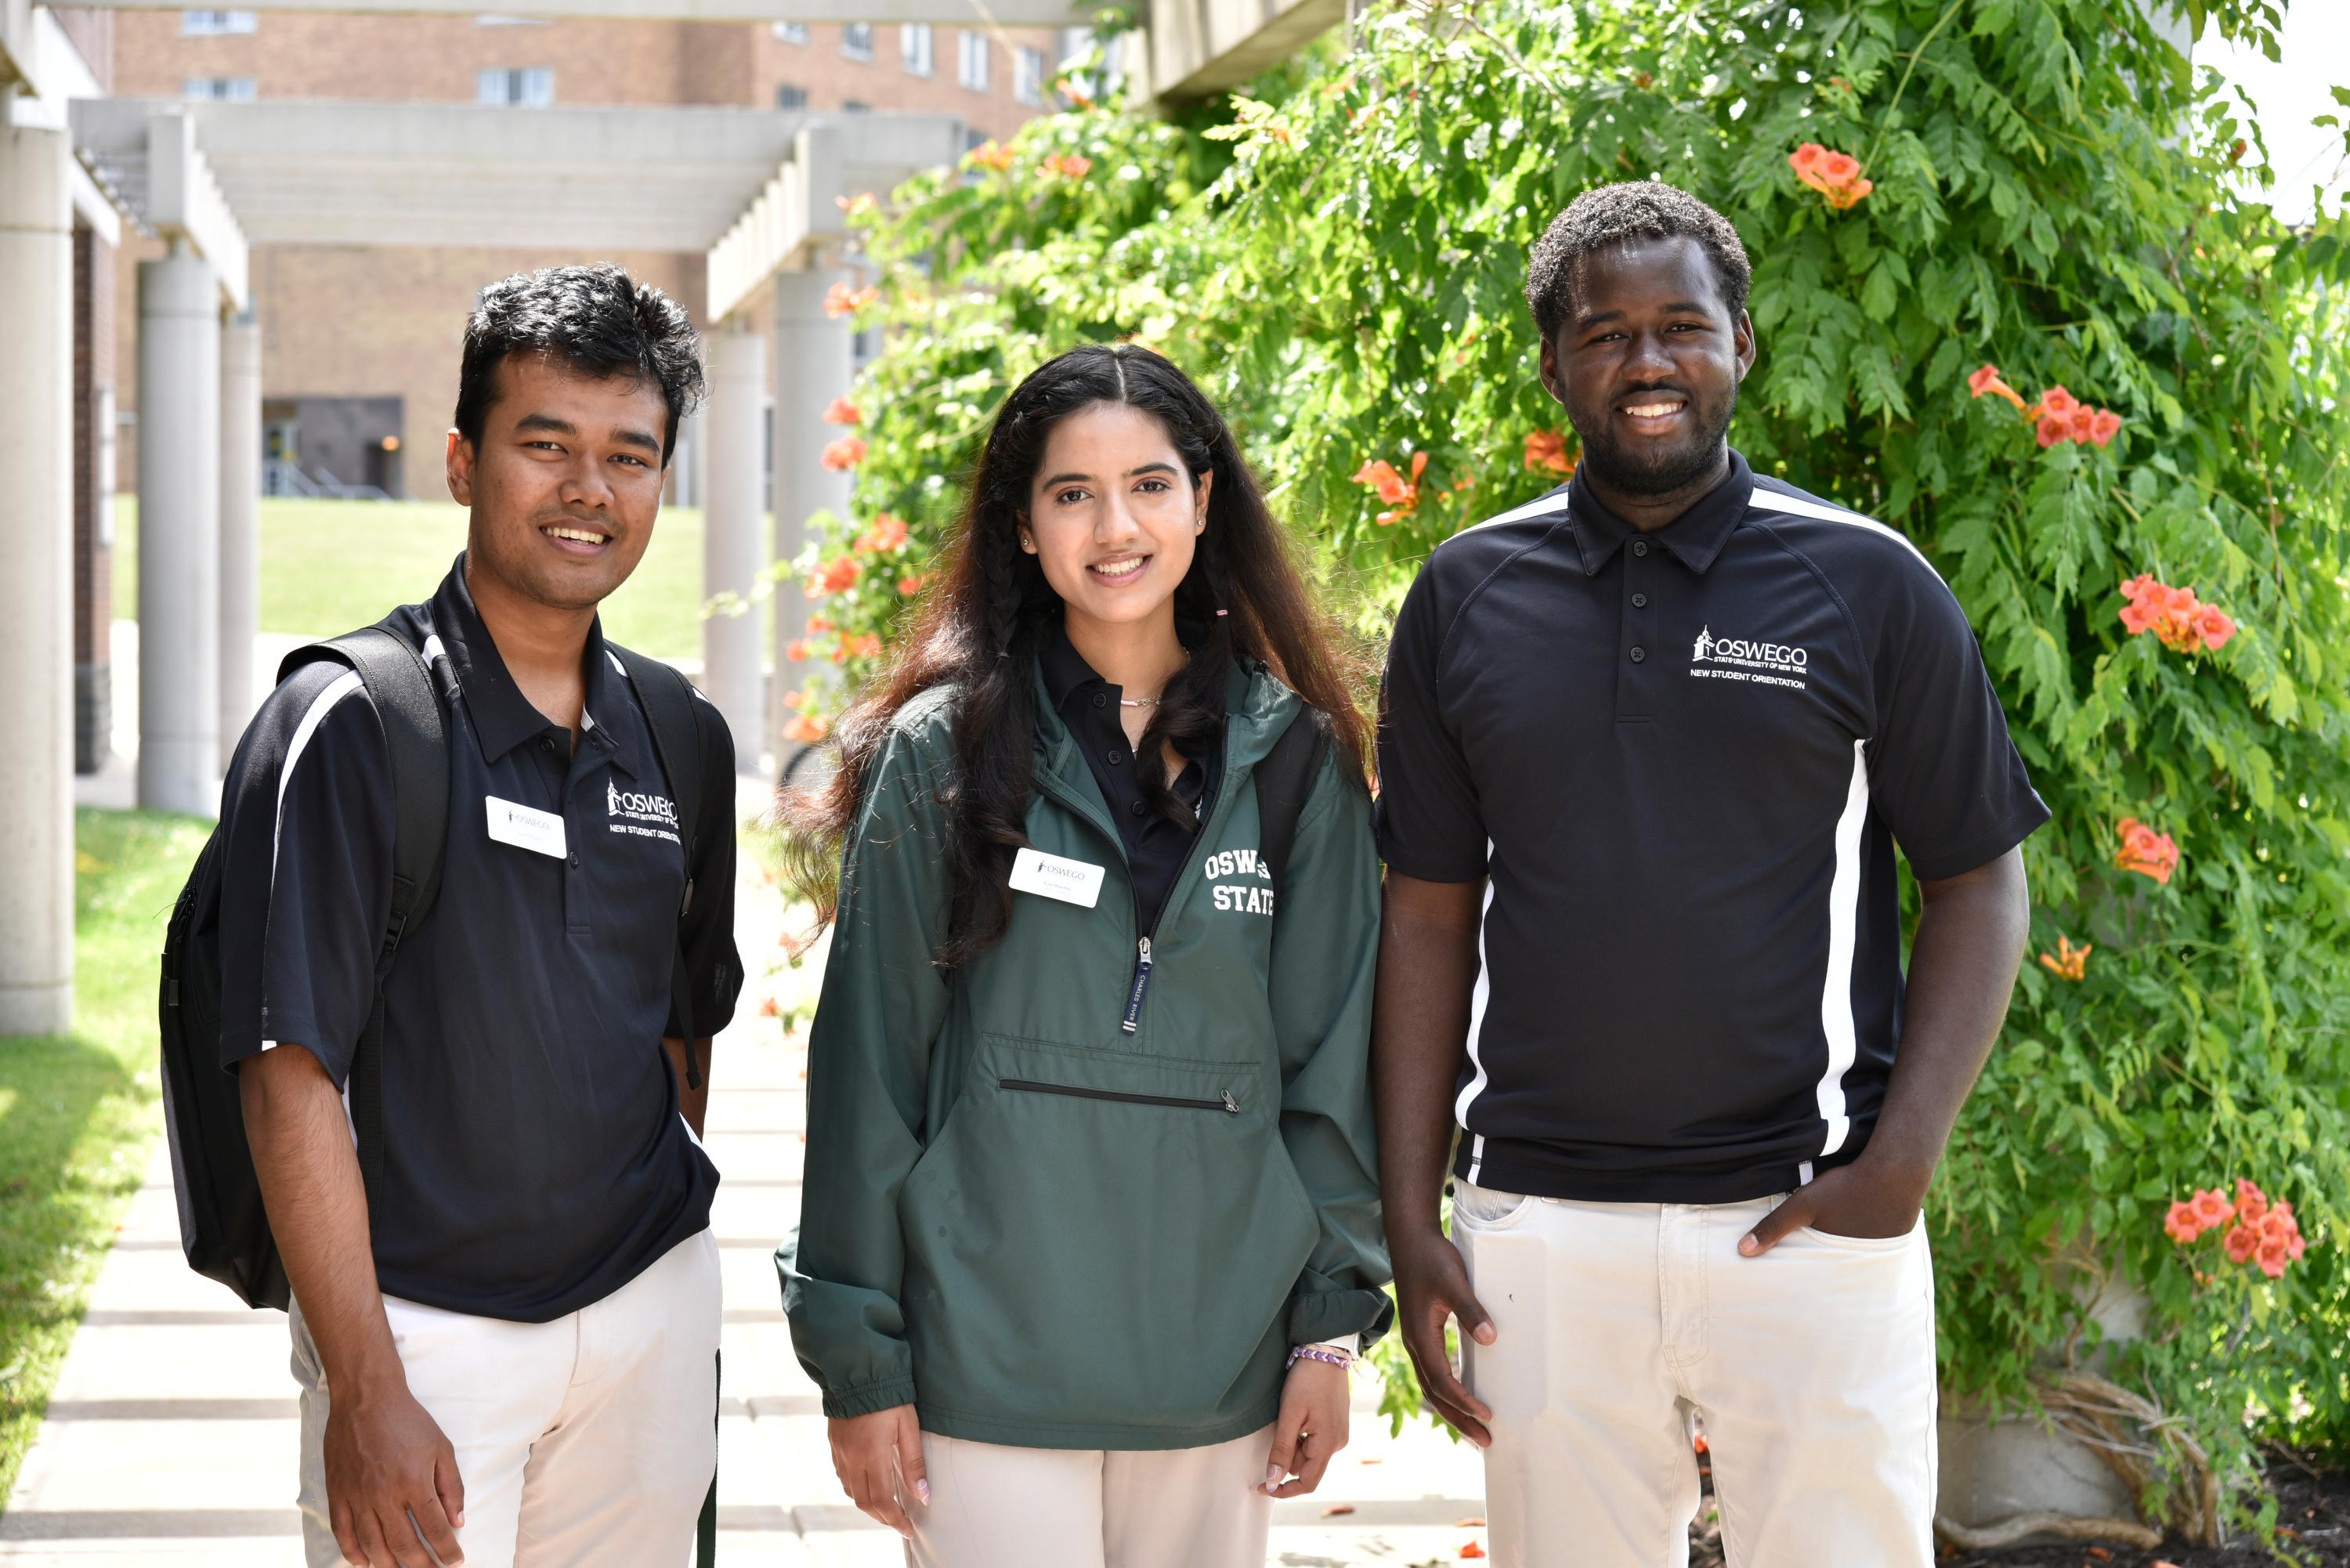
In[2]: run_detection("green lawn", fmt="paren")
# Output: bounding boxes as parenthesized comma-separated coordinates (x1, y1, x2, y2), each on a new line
(0, 809, 214, 1508)
(112, 495, 736, 663)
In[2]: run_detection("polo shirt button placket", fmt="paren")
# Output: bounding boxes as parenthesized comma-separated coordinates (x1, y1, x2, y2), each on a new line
(1619, 537, 1659, 721)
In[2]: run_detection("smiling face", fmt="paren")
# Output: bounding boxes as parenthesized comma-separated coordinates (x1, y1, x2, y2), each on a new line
(1538, 234, 1755, 499)
(1019, 400, 1209, 636)
(446, 351, 671, 612)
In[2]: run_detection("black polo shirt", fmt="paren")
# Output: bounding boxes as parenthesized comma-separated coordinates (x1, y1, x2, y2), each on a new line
(1039, 623, 1221, 936)
(213, 556, 742, 1321)
(1376, 451, 2048, 1204)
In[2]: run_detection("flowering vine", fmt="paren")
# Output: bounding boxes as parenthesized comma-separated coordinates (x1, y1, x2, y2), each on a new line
(1967, 366, 2122, 448)
(2037, 935, 2091, 981)
(2165, 1179, 2309, 1280)
(1524, 430, 1576, 475)
(2119, 574, 2235, 654)
(2113, 817, 2179, 885)
(822, 282, 880, 320)
(1351, 451, 1428, 526)
(1788, 143, 1873, 209)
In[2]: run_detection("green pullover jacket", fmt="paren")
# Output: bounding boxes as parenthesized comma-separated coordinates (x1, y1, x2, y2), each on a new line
(779, 660, 1393, 1451)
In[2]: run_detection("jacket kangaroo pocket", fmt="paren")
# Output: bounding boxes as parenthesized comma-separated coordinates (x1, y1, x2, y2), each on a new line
(897, 1034, 1318, 1437)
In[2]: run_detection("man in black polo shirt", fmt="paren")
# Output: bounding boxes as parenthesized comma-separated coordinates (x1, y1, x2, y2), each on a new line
(1373, 183, 2044, 1566)
(219, 266, 739, 1568)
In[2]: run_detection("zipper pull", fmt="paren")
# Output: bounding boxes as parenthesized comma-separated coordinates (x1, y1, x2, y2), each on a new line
(1220, 1090, 1238, 1115)
(1120, 938, 1154, 1035)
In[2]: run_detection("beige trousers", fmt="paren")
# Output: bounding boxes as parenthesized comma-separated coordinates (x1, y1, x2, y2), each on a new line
(904, 1424, 1276, 1568)
(1452, 1183, 1936, 1568)
(291, 1228, 721, 1568)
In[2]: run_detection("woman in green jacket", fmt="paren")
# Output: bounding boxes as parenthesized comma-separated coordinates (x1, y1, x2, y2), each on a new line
(779, 344, 1391, 1566)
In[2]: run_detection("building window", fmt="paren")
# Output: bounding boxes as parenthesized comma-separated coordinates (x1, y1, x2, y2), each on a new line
(772, 21, 808, 43)
(776, 83, 808, 110)
(841, 23, 873, 61)
(477, 67, 555, 107)
(842, 100, 871, 113)
(183, 76, 258, 101)
(1014, 45, 1047, 105)
(957, 31, 989, 92)
(899, 23, 934, 76)
(182, 10, 257, 34)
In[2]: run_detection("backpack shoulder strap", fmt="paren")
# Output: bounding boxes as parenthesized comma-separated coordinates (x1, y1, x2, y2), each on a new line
(273, 620, 448, 1205)
(1255, 706, 1329, 898)
(276, 621, 448, 955)
(611, 645, 710, 1082)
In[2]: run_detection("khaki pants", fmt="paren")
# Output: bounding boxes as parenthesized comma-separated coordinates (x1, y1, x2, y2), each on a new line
(1452, 1183, 1936, 1568)
(905, 1424, 1275, 1568)
(291, 1229, 721, 1568)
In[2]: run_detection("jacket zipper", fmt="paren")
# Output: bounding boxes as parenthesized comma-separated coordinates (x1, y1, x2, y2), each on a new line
(1000, 1077, 1239, 1115)
(1031, 767, 1224, 1040)
(1120, 938, 1154, 1035)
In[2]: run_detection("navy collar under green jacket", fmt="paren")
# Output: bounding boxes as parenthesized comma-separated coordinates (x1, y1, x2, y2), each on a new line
(779, 659, 1394, 1451)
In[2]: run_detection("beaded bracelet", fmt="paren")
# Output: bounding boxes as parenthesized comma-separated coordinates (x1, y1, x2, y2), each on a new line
(1287, 1343, 1354, 1371)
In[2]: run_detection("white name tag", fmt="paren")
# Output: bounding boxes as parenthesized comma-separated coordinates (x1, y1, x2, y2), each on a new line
(1007, 847, 1104, 909)
(485, 796, 568, 859)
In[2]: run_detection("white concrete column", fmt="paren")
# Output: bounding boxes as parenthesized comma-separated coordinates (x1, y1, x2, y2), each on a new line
(772, 266, 855, 755)
(219, 306, 262, 753)
(0, 125, 78, 1036)
(137, 246, 222, 816)
(703, 324, 769, 765)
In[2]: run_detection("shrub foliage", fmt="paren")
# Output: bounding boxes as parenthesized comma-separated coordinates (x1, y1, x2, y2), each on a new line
(788, 0, 2350, 1502)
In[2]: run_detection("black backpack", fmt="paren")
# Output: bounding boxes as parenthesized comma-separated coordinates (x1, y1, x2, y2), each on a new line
(157, 617, 711, 1313)
(1253, 706, 1329, 898)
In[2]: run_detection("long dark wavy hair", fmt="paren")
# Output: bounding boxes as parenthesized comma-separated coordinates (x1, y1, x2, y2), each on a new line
(783, 343, 1369, 968)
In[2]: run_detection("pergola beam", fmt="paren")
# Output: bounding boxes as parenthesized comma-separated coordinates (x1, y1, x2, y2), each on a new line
(707, 116, 963, 322)
(1144, 0, 1344, 99)
(70, 100, 249, 308)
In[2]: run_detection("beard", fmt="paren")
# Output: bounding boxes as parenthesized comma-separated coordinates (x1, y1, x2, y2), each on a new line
(1571, 377, 1739, 497)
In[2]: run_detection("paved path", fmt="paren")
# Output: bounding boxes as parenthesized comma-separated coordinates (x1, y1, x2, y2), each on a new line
(2, 818, 1491, 1565)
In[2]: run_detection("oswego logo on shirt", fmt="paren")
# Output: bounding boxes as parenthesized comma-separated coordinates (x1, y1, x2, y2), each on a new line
(1690, 625, 1810, 692)
(607, 780, 682, 844)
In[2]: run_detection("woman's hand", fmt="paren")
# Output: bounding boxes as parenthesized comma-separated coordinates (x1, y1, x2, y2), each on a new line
(827, 1406, 928, 1538)
(1260, 1356, 1351, 1498)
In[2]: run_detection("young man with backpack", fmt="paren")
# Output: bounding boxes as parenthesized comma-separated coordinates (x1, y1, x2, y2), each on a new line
(204, 265, 739, 1568)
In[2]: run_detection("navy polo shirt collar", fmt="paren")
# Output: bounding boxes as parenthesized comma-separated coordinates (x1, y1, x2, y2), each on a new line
(1039, 617, 1108, 712)
(432, 552, 632, 775)
(1566, 449, 1755, 576)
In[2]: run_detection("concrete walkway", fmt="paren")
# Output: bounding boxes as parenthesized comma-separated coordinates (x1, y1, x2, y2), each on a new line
(2, 811, 1490, 1564)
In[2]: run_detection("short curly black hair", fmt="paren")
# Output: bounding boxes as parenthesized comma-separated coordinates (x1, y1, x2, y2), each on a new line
(1524, 182, 1753, 340)
(454, 263, 704, 465)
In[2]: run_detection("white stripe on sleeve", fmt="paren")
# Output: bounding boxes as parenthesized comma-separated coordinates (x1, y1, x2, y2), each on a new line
(1813, 739, 1870, 1158)
(1452, 844, 1499, 1183)
(270, 669, 367, 886)
(1747, 486, 1936, 573)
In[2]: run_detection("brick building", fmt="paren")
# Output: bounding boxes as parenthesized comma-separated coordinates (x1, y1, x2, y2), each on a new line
(109, 9, 1069, 500)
